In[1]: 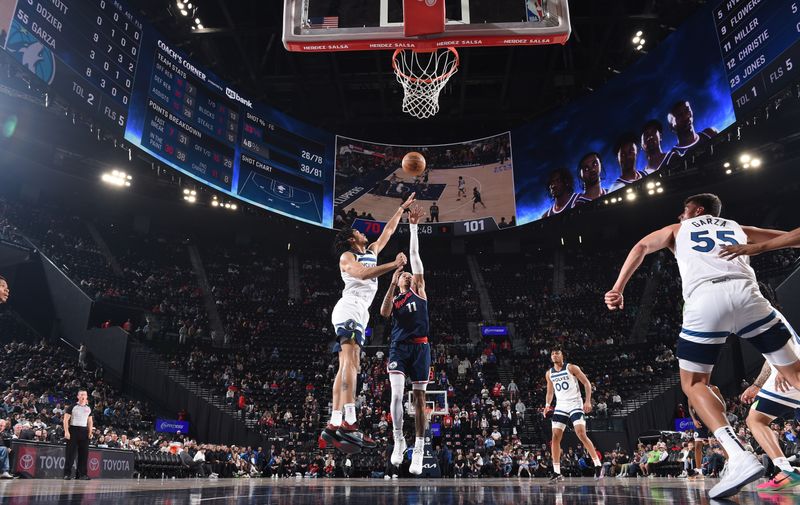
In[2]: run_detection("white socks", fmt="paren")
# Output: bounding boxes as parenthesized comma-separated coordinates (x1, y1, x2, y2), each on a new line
(553, 462, 561, 474)
(330, 410, 342, 427)
(415, 437, 425, 451)
(593, 458, 602, 467)
(394, 429, 404, 441)
(774, 456, 795, 474)
(344, 403, 357, 425)
(713, 425, 747, 458)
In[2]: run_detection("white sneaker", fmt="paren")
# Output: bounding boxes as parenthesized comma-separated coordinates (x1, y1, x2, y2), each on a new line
(391, 474, 398, 480)
(384, 475, 391, 480)
(708, 453, 764, 499)
(409, 448, 424, 475)
(0, 472, 12, 479)
(719, 461, 729, 479)
(678, 471, 688, 478)
(391, 438, 407, 466)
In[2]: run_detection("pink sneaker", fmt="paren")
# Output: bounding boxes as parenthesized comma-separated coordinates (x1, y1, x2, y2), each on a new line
(757, 471, 800, 492)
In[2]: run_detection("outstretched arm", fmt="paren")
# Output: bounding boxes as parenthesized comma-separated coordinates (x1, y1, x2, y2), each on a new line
(720, 226, 799, 260)
(380, 267, 403, 318)
(408, 205, 426, 298)
(340, 252, 406, 281)
(369, 193, 416, 255)
(570, 364, 593, 413)
(544, 371, 554, 408)
(605, 224, 679, 310)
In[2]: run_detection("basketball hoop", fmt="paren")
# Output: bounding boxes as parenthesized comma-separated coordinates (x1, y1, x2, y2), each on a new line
(392, 47, 459, 119)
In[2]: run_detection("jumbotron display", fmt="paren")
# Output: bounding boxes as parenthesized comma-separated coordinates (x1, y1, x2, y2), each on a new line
(1, 1, 795, 232)
(334, 133, 516, 235)
(0, 0, 334, 227)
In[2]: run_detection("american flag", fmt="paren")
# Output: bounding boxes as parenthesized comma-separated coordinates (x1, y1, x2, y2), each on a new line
(307, 16, 339, 28)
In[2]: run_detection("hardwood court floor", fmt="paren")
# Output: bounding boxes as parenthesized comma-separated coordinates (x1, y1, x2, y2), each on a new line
(0, 477, 795, 505)
(344, 162, 517, 225)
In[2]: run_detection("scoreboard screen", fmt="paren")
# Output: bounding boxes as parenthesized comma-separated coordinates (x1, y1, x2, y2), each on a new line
(1, 0, 142, 133)
(715, 0, 800, 118)
(0, 0, 334, 227)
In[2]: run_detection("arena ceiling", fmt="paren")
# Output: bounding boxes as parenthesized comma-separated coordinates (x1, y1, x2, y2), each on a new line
(131, 0, 706, 140)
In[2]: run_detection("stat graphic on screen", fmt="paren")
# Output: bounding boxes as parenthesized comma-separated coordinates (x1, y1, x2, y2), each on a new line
(0, 0, 781, 232)
(714, 0, 800, 118)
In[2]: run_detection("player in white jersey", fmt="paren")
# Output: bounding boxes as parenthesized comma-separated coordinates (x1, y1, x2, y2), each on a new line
(605, 193, 800, 499)
(543, 347, 602, 482)
(738, 284, 800, 492)
(320, 192, 416, 454)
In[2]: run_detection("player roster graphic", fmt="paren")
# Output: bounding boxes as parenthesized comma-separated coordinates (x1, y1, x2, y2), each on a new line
(334, 133, 517, 230)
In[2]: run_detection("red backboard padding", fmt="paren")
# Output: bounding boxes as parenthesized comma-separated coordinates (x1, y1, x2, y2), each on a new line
(404, 0, 446, 37)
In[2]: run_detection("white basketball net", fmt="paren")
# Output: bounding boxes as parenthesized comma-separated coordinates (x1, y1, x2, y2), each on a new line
(392, 47, 459, 119)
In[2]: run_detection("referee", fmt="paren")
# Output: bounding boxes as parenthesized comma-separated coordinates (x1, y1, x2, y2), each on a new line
(63, 390, 93, 480)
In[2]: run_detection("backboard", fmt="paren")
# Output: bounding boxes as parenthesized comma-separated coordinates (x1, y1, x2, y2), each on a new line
(283, 0, 571, 52)
(407, 390, 449, 417)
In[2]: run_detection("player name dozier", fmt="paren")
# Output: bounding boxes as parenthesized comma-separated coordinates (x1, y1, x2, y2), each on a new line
(34, 2, 63, 32)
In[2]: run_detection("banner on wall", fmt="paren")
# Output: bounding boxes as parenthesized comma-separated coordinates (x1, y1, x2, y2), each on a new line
(12, 441, 135, 479)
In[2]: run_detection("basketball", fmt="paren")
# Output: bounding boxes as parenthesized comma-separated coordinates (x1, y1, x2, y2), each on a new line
(402, 152, 426, 176)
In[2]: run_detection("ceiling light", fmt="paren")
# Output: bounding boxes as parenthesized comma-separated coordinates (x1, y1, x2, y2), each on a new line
(636, 30, 643, 37)
(180, 9, 188, 16)
(646, 182, 655, 189)
(195, 18, 201, 24)
(632, 36, 641, 44)
(723, 162, 730, 168)
(725, 169, 732, 175)
(626, 193, 636, 201)
(656, 187, 663, 193)
(211, 200, 219, 207)
(197, 23, 204, 29)
(751, 158, 761, 167)
(739, 153, 751, 164)
(230, 204, 237, 210)
(648, 189, 655, 195)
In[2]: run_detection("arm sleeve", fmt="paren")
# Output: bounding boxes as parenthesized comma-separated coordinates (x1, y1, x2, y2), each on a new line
(409, 224, 424, 274)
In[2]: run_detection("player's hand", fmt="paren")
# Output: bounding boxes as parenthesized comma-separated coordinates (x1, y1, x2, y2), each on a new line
(740, 385, 760, 404)
(401, 193, 417, 210)
(604, 290, 624, 311)
(583, 401, 593, 414)
(409, 205, 425, 225)
(719, 243, 764, 260)
(64, 431, 71, 440)
(775, 373, 791, 393)
(542, 406, 554, 419)
(391, 265, 404, 284)
(394, 252, 408, 267)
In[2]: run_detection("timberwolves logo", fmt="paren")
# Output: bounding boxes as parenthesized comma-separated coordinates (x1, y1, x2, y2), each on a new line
(6, 22, 55, 85)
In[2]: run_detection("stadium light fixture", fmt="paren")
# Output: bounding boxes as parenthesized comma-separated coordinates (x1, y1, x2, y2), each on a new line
(648, 189, 655, 195)
(739, 153, 751, 164)
(723, 162, 731, 168)
(646, 181, 655, 190)
(751, 158, 762, 168)
(656, 187, 664, 194)
(560, 237, 565, 246)
(725, 169, 733, 175)
(102, 170, 131, 187)
(626, 193, 637, 201)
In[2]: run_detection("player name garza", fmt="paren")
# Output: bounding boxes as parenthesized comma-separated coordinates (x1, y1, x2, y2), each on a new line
(689, 217, 729, 228)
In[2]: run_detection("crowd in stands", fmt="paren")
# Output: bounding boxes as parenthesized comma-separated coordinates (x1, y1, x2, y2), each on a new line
(1, 191, 799, 479)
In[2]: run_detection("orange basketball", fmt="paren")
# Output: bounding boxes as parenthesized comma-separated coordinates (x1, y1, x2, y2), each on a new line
(402, 152, 426, 176)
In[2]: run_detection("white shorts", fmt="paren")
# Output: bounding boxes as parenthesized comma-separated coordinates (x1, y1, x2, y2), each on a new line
(552, 398, 585, 430)
(677, 279, 795, 373)
(331, 296, 370, 351)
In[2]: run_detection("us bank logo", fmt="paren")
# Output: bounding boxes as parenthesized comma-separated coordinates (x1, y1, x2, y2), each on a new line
(6, 21, 55, 85)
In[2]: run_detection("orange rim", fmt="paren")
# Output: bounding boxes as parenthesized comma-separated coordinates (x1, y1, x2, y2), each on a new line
(392, 47, 460, 85)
